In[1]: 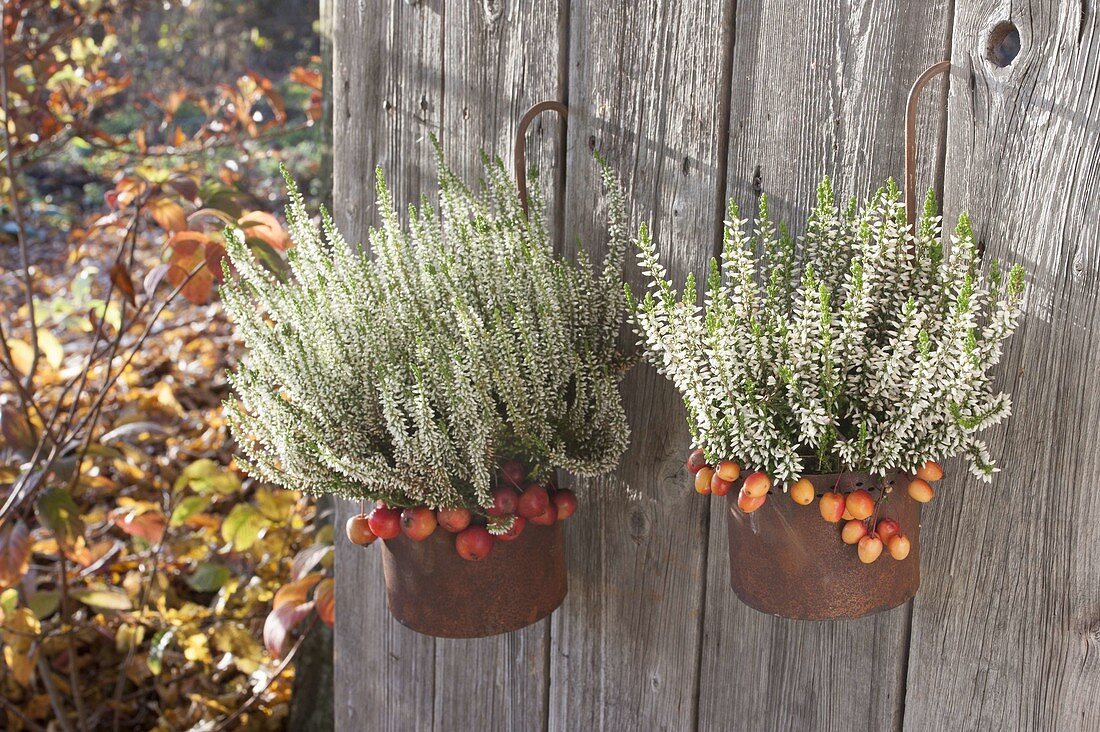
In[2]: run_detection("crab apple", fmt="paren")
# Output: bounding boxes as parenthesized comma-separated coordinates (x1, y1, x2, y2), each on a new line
(695, 467, 715, 495)
(742, 471, 771, 498)
(841, 519, 868, 545)
(496, 515, 526, 541)
(819, 492, 845, 523)
(717, 460, 741, 482)
(345, 514, 377, 546)
(487, 487, 519, 517)
(737, 488, 766, 513)
(790, 478, 815, 505)
(367, 505, 402, 540)
(552, 489, 577, 520)
(908, 478, 935, 503)
(500, 460, 526, 487)
(437, 507, 472, 533)
(455, 526, 494, 561)
(711, 473, 733, 497)
(530, 502, 558, 526)
(875, 518, 900, 545)
(687, 449, 708, 475)
(887, 534, 911, 560)
(845, 490, 875, 520)
(916, 460, 944, 482)
(858, 534, 884, 564)
(841, 507, 855, 521)
(400, 507, 438, 541)
(517, 484, 551, 518)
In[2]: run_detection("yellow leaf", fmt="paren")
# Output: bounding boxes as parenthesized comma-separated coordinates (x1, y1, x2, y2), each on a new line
(182, 632, 210, 663)
(36, 330, 63, 369)
(149, 197, 187, 232)
(2, 644, 37, 686)
(5, 339, 34, 375)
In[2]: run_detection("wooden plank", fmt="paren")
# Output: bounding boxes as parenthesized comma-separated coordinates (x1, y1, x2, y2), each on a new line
(549, 2, 735, 729)
(331, 0, 442, 729)
(430, 2, 565, 730)
(699, 2, 953, 729)
(904, 4, 1100, 729)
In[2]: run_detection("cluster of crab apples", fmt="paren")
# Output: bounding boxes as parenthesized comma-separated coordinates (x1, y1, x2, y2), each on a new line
(344, 460, 576, 561)
(687, 449, 946, 564)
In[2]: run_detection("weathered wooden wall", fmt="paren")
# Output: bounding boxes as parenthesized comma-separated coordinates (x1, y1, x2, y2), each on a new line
(332, 1, 1100, 729)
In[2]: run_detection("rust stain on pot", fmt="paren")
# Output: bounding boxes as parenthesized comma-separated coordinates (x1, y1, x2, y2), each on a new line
(381, 522, 567, 638)
(725, 471, 921, 620)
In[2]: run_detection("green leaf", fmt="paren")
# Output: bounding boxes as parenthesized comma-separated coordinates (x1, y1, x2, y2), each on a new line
(170, 495, 210, 526)
(148, 629, 174, 675)
(35, 487, 85, 550)
(220, 504, 269, 551)
(0, 587, 17, 615)
(174, 458, 241, 495)
(71, 588, 132, 611)
(187, 562, 230, 593)
(26, 591, 60, 620)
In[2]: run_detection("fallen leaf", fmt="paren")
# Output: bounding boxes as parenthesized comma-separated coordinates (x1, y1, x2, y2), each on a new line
(71, 587, 132, 611)
(0, 522, 32, 590)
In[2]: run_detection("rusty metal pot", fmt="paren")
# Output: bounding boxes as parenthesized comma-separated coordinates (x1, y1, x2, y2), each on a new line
(380, 521, 567, 638)
(724, 471, 921, 620)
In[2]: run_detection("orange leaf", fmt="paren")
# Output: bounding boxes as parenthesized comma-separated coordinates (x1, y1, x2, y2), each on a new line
(315, 579, 334, 628)
(289, 67, 323, 91)
(109, 261, 137, 306)
(272, 573, 322, 611)
(149, 197, 187, 233)
(0, 521, 32, 590)
(238, 211, 291, 251)
(113, 509, 167, 544)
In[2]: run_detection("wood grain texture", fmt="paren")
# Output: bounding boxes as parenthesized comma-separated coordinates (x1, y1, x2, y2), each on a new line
(431, 2, 565, 730)
(905, 3, 1100, 729)
(549, 1, 735, 729)
(331, 1, 441, 729)
(699, 3, 954, 730)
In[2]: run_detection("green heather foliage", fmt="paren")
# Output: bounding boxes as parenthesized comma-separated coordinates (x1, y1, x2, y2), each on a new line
(223, 153, 630, 510)
(631, 179, 1026, 486)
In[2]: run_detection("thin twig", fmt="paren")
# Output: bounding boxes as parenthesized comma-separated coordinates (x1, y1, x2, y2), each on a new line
(35, 653, 76, 732)
(1, 13, 41, 390)
(57, 553, 88, 731)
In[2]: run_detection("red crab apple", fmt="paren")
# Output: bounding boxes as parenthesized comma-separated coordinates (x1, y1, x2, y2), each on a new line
(695, 467, 715, 495)
(455, 526, 494, 561)
(737, 488, 766, 513)
(819, 492, 845, 523)
(845, 489, 875, 520)
(858, 534, 884, 564)
(500, 460, 526, 487)
(345, 514, 377, 546)
(517, 484, 550, 518)
(716, 460, 741, 482)
(841, 519, 868, 545)
(875, 518, 900, 545)
(710, 472, 733, 497)
(437, 507, 472, 533)
(916, 460, 944, 482)
(907, 478, 935, 503)
(530, 502, 558, 526)
(367, 505, 402, 540)
(496, 515, 526, 541)
(487, 487, 518, 517)
(552, 489, 577, 520)
(686, 449, 708, 475)
(887, 534, 911, 560)
(742, 471, 771, 498)
(400, 507, 437, 541)
(790, 478, 815, 505)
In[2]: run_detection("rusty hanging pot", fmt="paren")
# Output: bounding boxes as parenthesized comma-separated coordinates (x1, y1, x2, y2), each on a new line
(381, 521, 567, 638)
(724, 471, 921, 620)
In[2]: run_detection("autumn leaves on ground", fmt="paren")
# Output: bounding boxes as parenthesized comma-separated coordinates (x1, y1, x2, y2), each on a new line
(1, 2, 329, 729)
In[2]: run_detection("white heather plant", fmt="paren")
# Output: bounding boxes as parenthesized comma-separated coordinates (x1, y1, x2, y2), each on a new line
(630, 179, 1025, 487)
(222, 150, 630, 519)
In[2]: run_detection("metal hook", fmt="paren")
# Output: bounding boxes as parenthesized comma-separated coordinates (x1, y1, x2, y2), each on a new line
(905, 60, 951, 229)
(514, 100, 568, 217)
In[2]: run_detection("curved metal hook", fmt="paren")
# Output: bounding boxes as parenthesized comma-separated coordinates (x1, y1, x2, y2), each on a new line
(905, 60, 951, 229)
(514, 100, 568, 217)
